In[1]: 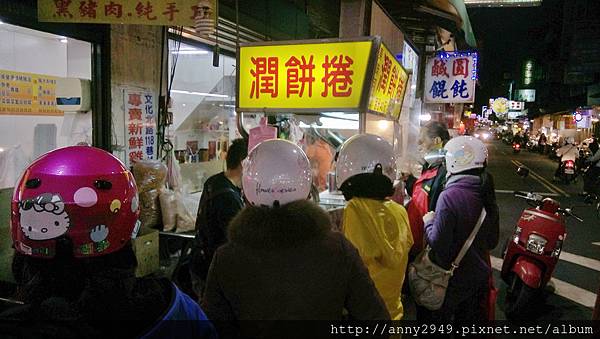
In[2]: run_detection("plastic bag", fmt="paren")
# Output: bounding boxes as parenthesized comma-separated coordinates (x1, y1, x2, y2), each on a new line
(166, 149, 183, 191)
(175, 191, 196, 233)
(133, 160, 167, 192)
(139, 189, 161, 229)
(156, 189, 197, 233)
(159, 189, 177, 232)
(133, 160, 167, 229)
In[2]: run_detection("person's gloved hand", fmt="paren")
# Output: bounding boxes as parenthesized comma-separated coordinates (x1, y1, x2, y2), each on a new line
(423, 211, 435, 224)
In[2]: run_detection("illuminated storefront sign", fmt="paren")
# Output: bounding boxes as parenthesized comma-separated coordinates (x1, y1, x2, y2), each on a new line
(238, 39, 373, 112)
(424, 51, 478, 104)
(368, 43, 409, 119)
(238, 37, 409, 120)
(523, 60, 534, 86)
(517, 89, 536, 102)
(491, 97, 509, 114)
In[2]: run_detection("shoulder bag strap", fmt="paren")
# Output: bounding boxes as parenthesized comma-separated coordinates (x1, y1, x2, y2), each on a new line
(449, 208, 487, 273)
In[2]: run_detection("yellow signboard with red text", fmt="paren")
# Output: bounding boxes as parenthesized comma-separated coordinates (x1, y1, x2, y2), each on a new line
(238, 37, 408, 120)
(368, 44, 409, 119)
(238, 39, 375, 112)
(38, 0, 214, 26)
(0, 70, 61, 116)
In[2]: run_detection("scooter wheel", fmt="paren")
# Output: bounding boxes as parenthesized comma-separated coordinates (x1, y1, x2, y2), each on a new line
(505, 276, 538, 320)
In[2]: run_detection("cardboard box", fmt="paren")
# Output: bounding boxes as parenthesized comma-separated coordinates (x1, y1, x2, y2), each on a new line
(132, 227, 159, 277)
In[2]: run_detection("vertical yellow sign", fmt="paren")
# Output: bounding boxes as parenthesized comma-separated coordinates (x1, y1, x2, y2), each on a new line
(367, 44, 409, 119)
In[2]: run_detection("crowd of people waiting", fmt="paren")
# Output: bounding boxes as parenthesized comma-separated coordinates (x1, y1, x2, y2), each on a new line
(0, 121, 500, 338)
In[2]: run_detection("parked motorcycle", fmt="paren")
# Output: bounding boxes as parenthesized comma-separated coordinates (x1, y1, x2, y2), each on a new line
(502, 167, 583, 319)
(512, 142, 522, 153)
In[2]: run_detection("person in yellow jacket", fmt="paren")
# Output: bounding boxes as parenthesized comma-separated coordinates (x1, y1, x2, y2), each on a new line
(336, 134, 414, 320)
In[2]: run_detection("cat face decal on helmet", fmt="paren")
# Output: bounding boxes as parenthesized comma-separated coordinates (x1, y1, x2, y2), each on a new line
(19, 193, 71, 241)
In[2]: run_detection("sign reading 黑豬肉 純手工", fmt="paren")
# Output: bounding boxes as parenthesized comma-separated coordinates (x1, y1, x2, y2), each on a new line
(38, 0, 215, 26)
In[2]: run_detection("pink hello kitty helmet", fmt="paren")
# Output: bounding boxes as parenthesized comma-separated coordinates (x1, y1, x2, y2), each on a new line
(242, 139, 312, 206)
(11, 146, 140, 258)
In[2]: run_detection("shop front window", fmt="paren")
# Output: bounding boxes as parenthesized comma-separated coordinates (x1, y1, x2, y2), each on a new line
(167, 40, 238, 193)
(0, 23, 92, 189)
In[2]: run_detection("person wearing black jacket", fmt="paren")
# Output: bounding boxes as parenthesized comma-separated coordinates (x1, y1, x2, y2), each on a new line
(203, 139, 389, 338)
(190, 138, 248, 299)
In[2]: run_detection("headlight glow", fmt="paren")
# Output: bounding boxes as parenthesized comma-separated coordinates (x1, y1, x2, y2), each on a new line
(527, 234, 547, 255)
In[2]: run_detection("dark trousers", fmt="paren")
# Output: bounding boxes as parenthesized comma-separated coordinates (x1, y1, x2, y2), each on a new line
(585, 166, 600, 194)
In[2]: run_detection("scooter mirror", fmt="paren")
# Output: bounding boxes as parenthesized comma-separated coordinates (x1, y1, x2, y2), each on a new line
(517, 166, 530, 178)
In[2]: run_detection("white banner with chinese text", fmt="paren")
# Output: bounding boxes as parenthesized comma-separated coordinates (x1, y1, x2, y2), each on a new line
(123, 89, 157, 166)
(424, 53, 477, 104)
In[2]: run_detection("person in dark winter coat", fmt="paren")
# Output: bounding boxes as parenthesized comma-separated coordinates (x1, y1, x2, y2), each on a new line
(422, 136, 500, 324)
(0, 146, 216, 339)
(203, 140, 389, 338)
(191, 138, 248, 298)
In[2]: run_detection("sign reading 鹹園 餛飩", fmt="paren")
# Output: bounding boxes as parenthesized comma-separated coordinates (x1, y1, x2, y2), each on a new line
(424, 52, 478, 104)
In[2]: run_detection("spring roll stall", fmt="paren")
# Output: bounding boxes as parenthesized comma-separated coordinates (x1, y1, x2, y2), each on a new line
(235, 36, 410, 230)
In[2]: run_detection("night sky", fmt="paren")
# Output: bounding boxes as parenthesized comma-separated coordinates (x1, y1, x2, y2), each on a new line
(468, 3, 548, 111)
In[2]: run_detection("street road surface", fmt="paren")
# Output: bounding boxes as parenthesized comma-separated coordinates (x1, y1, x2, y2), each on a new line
(487, 140, 597, 320)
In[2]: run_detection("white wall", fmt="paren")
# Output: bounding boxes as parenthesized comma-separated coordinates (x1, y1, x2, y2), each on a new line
(0, 24, 92, 184)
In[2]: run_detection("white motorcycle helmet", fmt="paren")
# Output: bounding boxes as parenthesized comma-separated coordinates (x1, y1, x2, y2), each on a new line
(335, 134, 396, 189)
(242, 139, 312, 206)
(444, 136, 488, 175)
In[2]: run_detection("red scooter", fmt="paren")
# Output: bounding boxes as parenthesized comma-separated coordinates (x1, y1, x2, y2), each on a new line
(501, 167, 583, 318)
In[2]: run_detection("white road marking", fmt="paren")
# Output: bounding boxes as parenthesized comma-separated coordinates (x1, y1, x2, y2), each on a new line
(511, 160, 570, 197)
(559, 251, 600, 272)
(490, 256, 596, 308)
(494, 189, 561, 197)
